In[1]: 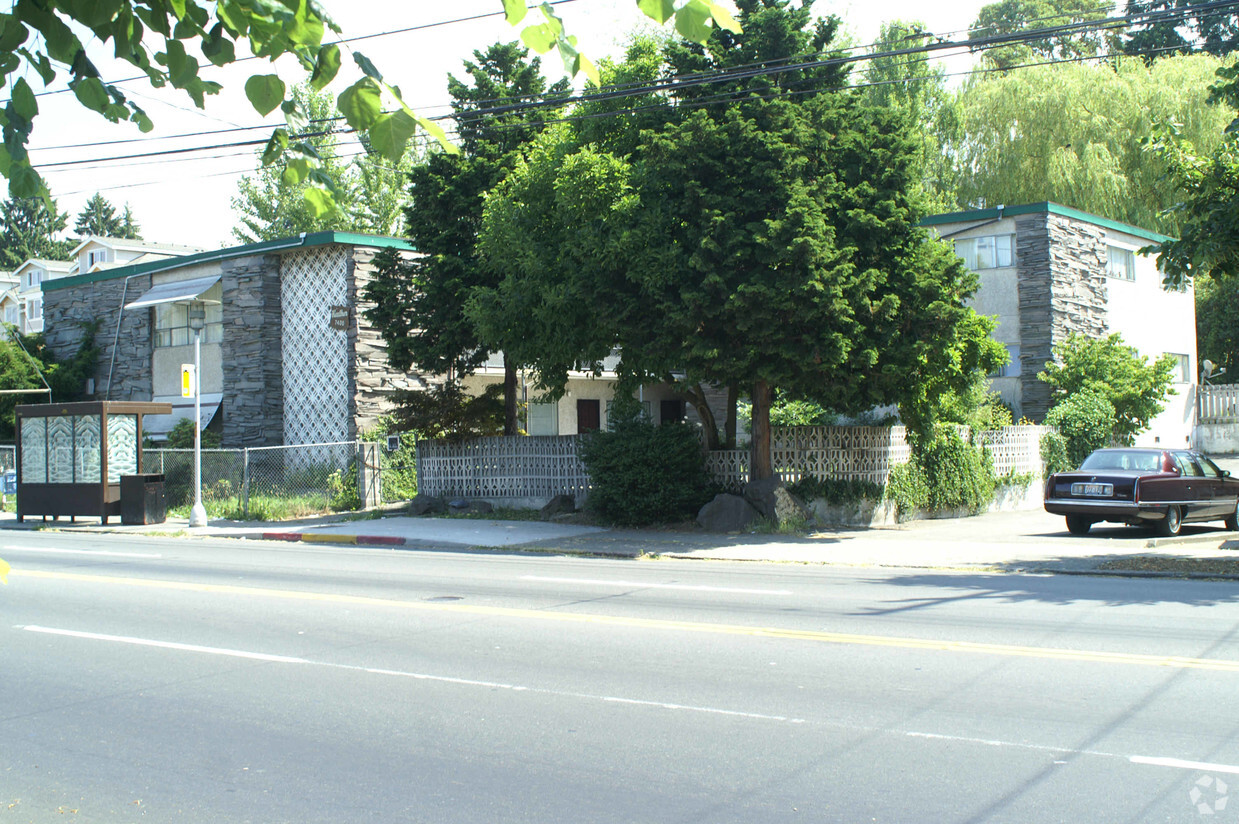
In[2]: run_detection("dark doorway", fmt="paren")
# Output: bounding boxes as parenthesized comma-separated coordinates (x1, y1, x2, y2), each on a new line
(577, 399, 601, 433)
(660, 399, 685, 424)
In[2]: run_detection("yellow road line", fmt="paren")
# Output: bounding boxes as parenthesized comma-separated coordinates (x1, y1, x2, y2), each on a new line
(12, 569, 1239, 672)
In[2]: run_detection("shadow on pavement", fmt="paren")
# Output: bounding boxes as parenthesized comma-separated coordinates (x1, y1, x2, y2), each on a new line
(856, 566, 1239, 610)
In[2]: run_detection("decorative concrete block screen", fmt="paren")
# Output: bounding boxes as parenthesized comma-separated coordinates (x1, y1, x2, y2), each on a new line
(416, 426, 1050, 502)
(416, 435, 590, 501)
(707, 425, 1050, 489)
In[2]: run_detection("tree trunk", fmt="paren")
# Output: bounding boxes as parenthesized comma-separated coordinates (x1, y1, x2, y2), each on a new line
(681, 383, 720, 451)
(724, 383, 739, 449)
(750, 379, 773, 480)
(503, 356, 519, 436)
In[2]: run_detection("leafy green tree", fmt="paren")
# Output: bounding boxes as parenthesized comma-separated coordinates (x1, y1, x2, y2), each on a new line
(1194, 274, 1239, 382)
(0, 196, 73, 268)
(1122, 0, 1239, 62)
(74, 193, 123, 237)
(863, 20, 958, 212)
(231, 84, 356, 243)
(476, 0, 1004, 479)
(0, 334, 49, 439)
(968, 0, 1111, 70)
(1038, 332, 1176, 444)
(364, 42, 569, 436)
(1044, 389, 1116, 467)
(947, 55, 1234, 234)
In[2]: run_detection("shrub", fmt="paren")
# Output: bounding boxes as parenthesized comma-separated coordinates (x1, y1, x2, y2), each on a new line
(788, 476, 883, 504)
(1044, 390, 1115, 468)
(884, 460, 929, 521)
(165, 418, 221, 449)
(1040, 431, 1071, 476)
(578, 419, 713, 526)
(917, 430, 996, 514)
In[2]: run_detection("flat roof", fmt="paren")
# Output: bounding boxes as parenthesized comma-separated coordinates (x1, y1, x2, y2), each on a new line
(44, 231, 415, 293)
(919, 202, 1173, 244)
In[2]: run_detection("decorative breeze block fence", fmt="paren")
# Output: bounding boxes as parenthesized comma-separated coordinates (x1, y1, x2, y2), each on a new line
(417, 425, 1050, 501)
(416, 435, 590, 500)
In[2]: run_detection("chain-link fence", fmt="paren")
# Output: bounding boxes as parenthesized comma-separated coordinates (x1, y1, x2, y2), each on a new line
(142, 441, 398, 520)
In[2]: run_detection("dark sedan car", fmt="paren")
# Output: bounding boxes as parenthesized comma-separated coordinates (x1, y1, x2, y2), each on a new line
(1044, 447, 1239, 536)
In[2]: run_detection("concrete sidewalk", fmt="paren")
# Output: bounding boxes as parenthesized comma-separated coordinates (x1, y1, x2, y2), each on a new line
(9, 505, 1239, 576)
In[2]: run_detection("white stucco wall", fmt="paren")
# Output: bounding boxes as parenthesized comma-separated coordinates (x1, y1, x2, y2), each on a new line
(1101, 227, 1196, 448)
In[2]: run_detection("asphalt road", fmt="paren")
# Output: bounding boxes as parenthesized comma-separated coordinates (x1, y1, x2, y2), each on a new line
(4, 532, 1239, 823)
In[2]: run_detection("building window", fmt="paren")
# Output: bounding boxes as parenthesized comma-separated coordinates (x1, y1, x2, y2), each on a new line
(153, 284, 223, 348)
(1106, 246, 1136, 281)
(4, 304, 17, 325)
(991, 344, 1021, 378)
(85, 249, 112, 268)
(527, 401, 558, 436)
(26, 297, 41, 322)
(954, 235, 1014, 270)
(23, 269, 43, 289)
(1170, 353, 1190, 383)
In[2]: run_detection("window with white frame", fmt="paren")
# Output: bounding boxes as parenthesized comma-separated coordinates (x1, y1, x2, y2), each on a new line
(992, 344, 1021, 378)
(1106, 246, 1136, 280)
(26, 297, 41, 321)
(85, 248, 112, 269)
(23, 269, 43, 290)
(4, 304, 17, 325)
(954, 235, 1014, 270)
(153, 283, 223, 347)
(527, 401, 559, 436)
(1170, 353, 1190, 383)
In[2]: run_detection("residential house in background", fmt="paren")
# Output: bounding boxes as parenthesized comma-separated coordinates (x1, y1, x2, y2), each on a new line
(0, 271, 20, 329)
(13, 259, 73, 333)
(69, 235, 205, 276)
(923, 202, 1195, 447)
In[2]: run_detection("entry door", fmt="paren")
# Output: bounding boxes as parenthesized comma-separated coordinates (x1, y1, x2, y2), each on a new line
(576, 399, 600, 433)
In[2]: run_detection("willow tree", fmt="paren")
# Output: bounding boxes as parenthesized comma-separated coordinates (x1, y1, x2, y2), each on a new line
(947, 55, 1235, 233)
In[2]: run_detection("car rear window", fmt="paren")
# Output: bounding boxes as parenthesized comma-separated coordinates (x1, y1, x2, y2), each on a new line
(1080, 450, 1163, 471)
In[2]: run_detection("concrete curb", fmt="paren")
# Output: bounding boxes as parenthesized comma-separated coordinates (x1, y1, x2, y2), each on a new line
(260, 532, 408, 547)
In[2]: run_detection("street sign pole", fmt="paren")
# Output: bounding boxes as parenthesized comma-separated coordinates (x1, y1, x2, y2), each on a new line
(188, 311, 207, 528)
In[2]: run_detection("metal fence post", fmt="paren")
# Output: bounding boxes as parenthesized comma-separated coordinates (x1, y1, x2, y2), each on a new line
(242, 447, 250, 519)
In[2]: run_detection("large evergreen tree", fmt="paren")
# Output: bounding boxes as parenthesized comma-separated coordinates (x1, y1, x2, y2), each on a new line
(363, 42, 569, 435)
(74, 193, 122, 237)
(475, 0, 1004, 478)
(0, 197, 73, 268)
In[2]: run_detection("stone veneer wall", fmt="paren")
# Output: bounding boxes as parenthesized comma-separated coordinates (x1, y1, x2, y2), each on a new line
(347, 247, 433, 438)
(1015, 212, 1108, 421)
(42, 273, 154, 401)
(220, 254, 284, 446)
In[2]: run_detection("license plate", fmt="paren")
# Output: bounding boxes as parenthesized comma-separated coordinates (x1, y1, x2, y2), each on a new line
(1071, 482, 1113, 497)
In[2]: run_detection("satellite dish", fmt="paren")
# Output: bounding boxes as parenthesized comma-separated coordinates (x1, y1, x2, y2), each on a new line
(1203, 360, 1215, 379)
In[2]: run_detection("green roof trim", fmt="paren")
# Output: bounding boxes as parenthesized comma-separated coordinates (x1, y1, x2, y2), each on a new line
(918, 201, 1173, 244)
(43, 231, 415, 293)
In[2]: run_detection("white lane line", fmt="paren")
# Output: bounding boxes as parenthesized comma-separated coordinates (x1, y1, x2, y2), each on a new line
(905, 731, 1116, 759)
(20, 626, 309, 664)
(520, 575, 792, 595)
(4, 546, 162, 559)
(1130, 756, 1239, 775)
(17, 624, 802, 724)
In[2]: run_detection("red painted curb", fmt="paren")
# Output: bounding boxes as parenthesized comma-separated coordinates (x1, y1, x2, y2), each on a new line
(355, 535, 406, 546)
(262, 532, 304, 542)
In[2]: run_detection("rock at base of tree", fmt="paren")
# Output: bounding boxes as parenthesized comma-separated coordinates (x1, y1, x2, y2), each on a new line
(408, 494, 446, 516)
(743, 479, 812, 528)
(697, 493, 761, 532)
(540, 494, 576, 520)
(469, 500, 494, 514)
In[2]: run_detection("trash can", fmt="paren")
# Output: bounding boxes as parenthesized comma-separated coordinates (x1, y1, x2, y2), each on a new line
(121, 474, 166, 525)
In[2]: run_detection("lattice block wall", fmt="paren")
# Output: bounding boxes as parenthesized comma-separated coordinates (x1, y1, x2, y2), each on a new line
(282, 246, 349, 446)
(417, 436, 590, 500)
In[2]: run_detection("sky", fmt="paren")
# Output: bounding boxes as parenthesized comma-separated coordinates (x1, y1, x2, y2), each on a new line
(22, 0, 989, 250)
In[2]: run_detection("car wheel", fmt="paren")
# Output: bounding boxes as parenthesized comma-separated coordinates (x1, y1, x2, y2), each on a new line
(1226, 499, 1239, 531)
(1155, 505, 1182, 537)
(1065, 515, 1092, 535)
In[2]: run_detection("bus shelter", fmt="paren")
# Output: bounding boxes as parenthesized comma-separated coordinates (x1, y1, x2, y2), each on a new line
(16, 401, 172, 524)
